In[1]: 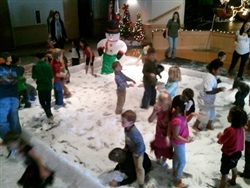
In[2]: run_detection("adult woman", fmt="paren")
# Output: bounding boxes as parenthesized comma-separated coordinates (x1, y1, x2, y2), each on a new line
(228, 21, 250, 80)
(46, 10, 55, 34)
(164, 11, 181, 60)
(50, 11, 67, 49)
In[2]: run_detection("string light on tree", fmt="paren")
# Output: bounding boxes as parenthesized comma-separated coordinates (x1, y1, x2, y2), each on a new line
(133, 13, 146, 42)
(120, 4, 132, 39)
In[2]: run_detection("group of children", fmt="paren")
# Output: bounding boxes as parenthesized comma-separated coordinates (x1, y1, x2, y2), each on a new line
(1, 43, 250, 188)
(110, 47, 250, 188)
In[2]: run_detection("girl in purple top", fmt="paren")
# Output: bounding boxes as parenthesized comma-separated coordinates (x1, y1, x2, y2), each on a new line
(170, 95, 195, 188)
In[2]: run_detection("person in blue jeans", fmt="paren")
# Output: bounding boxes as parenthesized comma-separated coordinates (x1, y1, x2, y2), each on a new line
(0, 52, 21, 138)
(165, 11, 181, 60)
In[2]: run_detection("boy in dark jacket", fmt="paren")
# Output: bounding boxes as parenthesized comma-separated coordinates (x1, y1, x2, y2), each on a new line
(141, 47, 160, 109)
(108, 148, 151, 187)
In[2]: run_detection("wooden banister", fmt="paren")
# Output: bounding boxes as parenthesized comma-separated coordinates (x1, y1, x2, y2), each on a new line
(148, 5, 181, 23)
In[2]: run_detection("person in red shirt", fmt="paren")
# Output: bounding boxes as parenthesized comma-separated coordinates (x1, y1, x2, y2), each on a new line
(50, 49, 67, 106)
(217, 106, 247, 188)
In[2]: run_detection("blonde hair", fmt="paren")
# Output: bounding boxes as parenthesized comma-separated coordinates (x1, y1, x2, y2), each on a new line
(158, 91, 172, 102)
(157, 92, 171, 122)
(52, 48, 62, 60)
(168, 66, 181, 82)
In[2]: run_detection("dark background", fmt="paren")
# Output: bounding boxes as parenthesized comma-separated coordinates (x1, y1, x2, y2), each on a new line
(184, 0, 247, 31)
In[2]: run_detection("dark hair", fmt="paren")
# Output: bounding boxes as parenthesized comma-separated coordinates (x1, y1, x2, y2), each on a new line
(182, 88, 194, 100)
(11, 55, 19, 65)
(172, 95, 188, 115)
(36, 50, 46, 59)
(218, 51, 226, 58)
(171, 11, 180, 24)
(207, 59, 223, 73)
(2, 131, 27, 146)
(239, 21, 250, 35)
(229, 106, 247, 128)
(146, 43, 153, 48)
(79, 38, 89, 49)
(112, 61, 120, 71)
(147, 47, 156, 55)
(72, 40, 79, 48)
(52, 11, 62, 22)
(47, 10, 55, 23)
(108, 148, 126, 163)
(121, 110, 137, 122)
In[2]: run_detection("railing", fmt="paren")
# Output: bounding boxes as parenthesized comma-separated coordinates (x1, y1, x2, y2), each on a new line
(148, 5, 181, 23)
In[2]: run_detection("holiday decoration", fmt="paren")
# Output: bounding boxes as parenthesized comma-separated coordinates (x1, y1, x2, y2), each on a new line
(119, 4, 132, 39)
(133, 13, 146, 42)
(97, 20, 127, 74)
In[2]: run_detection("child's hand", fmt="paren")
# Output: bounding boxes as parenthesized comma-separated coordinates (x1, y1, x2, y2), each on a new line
(109, 180, 118, 187)
(219, 87, 226, 92)
(39, 167, 51, 179)
(153, 104, 161, 113)
(165, 136, 171, 147)
(217, 132, 222, 139)
(150, 73, 155, 77)
(156, 85, 161, 91)
(188, 136, 195, 143)
(132, 80, 136, 84)
(128, 83, 134, 87)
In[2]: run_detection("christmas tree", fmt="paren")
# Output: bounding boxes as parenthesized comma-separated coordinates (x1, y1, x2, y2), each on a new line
(120, 4, 132, 39)
(133, 13, 145, 42)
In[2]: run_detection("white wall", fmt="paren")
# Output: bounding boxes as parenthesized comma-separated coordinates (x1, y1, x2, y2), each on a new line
(119, 0, 185, 25)
(8, 0, 64, 27)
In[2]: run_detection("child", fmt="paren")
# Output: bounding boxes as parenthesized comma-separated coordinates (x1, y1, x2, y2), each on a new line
(182, 88, 195, 116)
(71, 40, 80, 66)
(79, 38, 96, 76)
(121, 110, 146, 187)
(32, 50, 54, 119)
(26, 83, 37, 101)
(0, 52, 21, 138)
(217, 106, 247, 188)
(158, 66, 181, 99)
(192, 59, 226, 132)
(112, 61, 136, 114)
(50, 48, 66, 107)
(206, 51, 226, 83)
(61, 50, 71, 97)
(170, 95, 195, 188)
(231, 77, 250, 108)
(108, 148, 152, 187)
(1, 131, 54, 188)
(148, 92, 173, 167)
(11, 56, 31, 108)
(239, 119, 250, 179)
(141, 47, 160, 109)
(136, 43, 153, 65)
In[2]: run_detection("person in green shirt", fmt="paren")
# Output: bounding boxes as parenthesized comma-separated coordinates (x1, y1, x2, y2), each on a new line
(11, 56, 31, 108)
(32, 50, 54, 120)
(164, 11, 181, 60)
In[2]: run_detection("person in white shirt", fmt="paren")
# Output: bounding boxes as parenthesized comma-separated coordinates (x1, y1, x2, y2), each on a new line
(228, 21, 250, 80)
(192, 59, 226, 132)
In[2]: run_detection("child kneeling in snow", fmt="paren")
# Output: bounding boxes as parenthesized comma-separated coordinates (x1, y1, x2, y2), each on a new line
(1, 131, 55, 188)
(108, 148, 151, 187)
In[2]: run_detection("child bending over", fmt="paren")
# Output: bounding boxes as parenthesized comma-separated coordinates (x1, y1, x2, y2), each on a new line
(1, 131, 54, 188)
